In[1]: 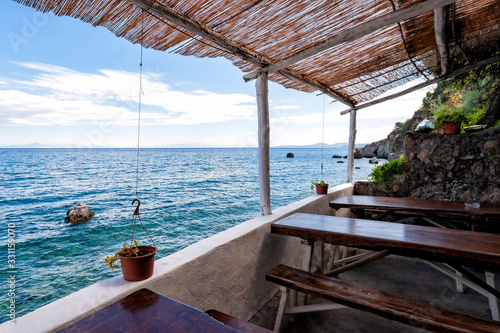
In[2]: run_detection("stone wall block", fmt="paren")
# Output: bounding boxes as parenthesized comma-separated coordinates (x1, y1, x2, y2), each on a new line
(489, 156, 500, 182)
(484, 139, 500, 156)
(453, 160, 485, 181)
(431, 145, 454, 163)
(416, 147, 430, 163)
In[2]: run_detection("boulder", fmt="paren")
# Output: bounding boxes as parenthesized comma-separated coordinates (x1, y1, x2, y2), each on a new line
(337, 161, 345, 163)
(65, 203, 95, 225)
(332, 154, 342, 158)
(354, 148, 363, 159)
(286, 152, 294, 158)
(369, 157, 379, 164)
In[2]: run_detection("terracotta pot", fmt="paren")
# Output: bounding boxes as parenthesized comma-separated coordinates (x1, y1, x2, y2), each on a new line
(442, 121, 461, 135)
(315, 184, 329, 195)
(118, 246, 157, 281)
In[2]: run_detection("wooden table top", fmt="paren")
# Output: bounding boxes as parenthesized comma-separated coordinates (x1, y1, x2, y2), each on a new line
(329, 195, 500, 217)
(59, 288, 239, 333)
(271, 213, 500, 269)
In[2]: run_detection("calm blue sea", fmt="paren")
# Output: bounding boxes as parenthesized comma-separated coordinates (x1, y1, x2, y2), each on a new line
(0, 148, 376, 321)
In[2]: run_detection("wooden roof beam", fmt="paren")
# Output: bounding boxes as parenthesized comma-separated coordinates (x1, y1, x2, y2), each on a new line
(125, 0, 269, 67)
(434, 6, 450, 75)
(339, 54, 500, 115)
(278, 69, 355, 107)
(126, 0, 355, 107)
(243, 0, 459, 82)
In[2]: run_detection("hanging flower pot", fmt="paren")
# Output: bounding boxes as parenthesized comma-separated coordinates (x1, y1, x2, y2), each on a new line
(118, 245, 157, 281)
(311, 181, 329, 195)
(442, 121, 461, 135)
(104, 199, 157, 282)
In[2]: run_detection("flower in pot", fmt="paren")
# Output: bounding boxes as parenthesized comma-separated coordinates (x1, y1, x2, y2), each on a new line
(432, 104, 467, 134)
(105, 199, 157, 281)
(311, 180, 329, 194)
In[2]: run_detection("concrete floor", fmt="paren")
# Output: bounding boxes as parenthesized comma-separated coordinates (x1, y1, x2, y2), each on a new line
(249, 254, 499, 332)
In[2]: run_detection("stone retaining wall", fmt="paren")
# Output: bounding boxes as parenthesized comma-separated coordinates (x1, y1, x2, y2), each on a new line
(404, 126, 500, 203)
(355, 127, 500, 204)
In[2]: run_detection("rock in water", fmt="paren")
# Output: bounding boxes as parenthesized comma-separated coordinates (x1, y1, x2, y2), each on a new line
(369, 157, 379, 164)
(286, 152, 294, 158)
(65, 203, 95, 224)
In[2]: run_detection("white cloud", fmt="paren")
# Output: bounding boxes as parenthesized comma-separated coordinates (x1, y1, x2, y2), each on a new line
(0, 62, 256, 126)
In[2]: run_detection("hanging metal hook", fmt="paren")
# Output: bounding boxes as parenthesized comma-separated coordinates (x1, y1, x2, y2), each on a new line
(132, 199, 141, 216)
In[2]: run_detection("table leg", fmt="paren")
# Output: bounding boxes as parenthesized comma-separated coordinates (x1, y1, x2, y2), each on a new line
(297, 239, 314, 306)
(455, 270, 464, 293)
(486, 271, 499, 321)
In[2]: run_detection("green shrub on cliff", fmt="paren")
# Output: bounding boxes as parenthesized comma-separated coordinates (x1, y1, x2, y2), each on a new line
(368, 158, 407, 186)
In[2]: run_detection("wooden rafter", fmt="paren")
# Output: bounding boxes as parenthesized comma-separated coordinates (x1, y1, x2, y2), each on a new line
(339, 54, 500, 115)
(125, 0, 355, 106)
(243, 0, 459, 82)
(434, 6, 450, 75)
(388, 0, 429, 80)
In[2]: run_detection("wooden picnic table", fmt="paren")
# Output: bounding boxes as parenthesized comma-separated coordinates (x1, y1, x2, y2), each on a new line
(58, 288, 240, 333)
(270, 213, 500, 322)
(329, 195, 500, 230)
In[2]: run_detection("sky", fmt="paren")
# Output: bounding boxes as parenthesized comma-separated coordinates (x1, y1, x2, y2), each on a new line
(0, 1, 435, 148)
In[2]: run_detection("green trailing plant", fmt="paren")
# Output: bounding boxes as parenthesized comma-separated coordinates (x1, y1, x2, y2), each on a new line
(105, 239, 140, 269)
(432, 104, 467, 129)
(310, 180, 327, 190)
(368, 158, 407, 186)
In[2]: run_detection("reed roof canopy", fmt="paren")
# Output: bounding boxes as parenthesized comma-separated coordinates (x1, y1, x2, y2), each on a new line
(13, 0, 500, 108)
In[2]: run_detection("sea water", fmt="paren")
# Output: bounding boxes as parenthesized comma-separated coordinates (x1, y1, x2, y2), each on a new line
(0, 148, 377, 320)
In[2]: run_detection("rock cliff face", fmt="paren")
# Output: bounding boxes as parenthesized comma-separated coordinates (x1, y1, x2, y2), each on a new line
(359, 108, 431, 160)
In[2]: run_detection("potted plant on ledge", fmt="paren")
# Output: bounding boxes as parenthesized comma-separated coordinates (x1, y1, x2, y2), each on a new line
(432, 104, 467, 135)
(105, 199, 157, 281)
(311, 180, 329, 195)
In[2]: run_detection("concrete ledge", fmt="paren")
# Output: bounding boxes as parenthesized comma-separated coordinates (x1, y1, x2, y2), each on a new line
(2, 183, 353, 332)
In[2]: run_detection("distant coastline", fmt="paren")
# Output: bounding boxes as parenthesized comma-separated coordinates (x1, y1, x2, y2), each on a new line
(1, 142, 367, 149)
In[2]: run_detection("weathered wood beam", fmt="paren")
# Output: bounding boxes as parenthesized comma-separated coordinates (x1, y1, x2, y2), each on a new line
(256, 72, 271, 216)
(346, 109, 357, 183)
(125, 0, 268, 67)
(243, 0, 459, 82)
(126, 0, 355, 107)
(278, 69, 355, 107)
(339, 54, 500, 115)
(434, 6, 450, 75)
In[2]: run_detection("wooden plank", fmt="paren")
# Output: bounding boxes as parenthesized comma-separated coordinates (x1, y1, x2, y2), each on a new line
(271, 213, 500, 269)
(339, 54, 500, 114)
(243, 0, 459, 81)
(434, 6, 450, 75)
(329, 195, 500, 217)
(256, 72, 271, 215)
(266, 265, 500, 333)
(205, 310, 273, 333)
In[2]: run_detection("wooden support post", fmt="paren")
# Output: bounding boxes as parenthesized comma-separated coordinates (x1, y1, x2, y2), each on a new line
(434, 6, 450, 75)
(346, 109, 357, 183)
(256, 72, 271, 216)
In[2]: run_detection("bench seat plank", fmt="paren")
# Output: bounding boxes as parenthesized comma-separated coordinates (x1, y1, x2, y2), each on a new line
(271, 213, 500, 269)
(267, 265, 500, 333)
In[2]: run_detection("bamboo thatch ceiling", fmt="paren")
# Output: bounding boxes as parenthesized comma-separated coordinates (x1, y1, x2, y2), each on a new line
(12, 0, 500, 106)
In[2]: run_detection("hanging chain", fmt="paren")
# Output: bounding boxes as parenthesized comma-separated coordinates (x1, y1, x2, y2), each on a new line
(321, 94, 326, 176)
(135, 9, 144, 198)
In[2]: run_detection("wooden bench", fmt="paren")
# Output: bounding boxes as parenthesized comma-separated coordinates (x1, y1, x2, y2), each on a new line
(266, 264, 500, 333)
(206, 309, 273, 333)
